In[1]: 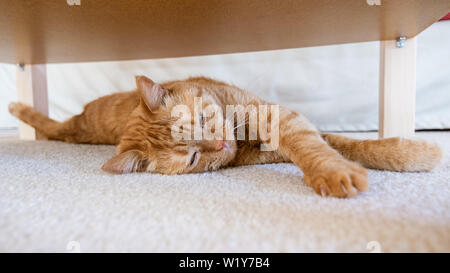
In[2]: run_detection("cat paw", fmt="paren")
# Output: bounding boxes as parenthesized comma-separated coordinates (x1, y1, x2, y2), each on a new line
(8, 102, 28, 117)
(304, 162, 368, 198)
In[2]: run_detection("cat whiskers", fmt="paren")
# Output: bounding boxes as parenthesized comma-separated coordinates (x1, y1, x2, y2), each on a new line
(233, 121, 248, 131)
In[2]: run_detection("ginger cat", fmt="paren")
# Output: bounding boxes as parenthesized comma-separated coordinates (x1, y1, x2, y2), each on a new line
(9, 76, 443, 198)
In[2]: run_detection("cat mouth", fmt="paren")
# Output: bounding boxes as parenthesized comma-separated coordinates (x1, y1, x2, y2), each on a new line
(215, 140, 235, 154)
(222, 141, 233, 153)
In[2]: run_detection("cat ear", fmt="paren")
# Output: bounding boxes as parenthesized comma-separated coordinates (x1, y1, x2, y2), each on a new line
(101, 150, 149, 174)
(135, 75, 167, 111)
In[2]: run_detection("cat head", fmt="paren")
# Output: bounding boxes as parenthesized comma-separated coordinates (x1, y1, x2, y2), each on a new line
(102, 76, 237, 175)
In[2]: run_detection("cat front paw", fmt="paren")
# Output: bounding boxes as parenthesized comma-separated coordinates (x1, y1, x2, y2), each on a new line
(8, 102, 29, 118)
(304, 162, 368, 198)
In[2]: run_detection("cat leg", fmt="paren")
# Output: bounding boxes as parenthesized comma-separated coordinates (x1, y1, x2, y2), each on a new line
(274, 109, 368, 198)
(321, 133, 442, 172)
(231, 99, 367, 197)
(9, 102, 80, 142)
(230, 142, 290, 166)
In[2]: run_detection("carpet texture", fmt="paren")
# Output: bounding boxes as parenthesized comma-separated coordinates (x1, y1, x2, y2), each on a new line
(0, 132, 449, 253)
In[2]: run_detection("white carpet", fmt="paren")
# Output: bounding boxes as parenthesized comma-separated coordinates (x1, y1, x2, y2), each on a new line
(0, 132, 449, 253)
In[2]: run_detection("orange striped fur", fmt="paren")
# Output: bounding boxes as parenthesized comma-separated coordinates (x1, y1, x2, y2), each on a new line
(9, 76, 443, 198)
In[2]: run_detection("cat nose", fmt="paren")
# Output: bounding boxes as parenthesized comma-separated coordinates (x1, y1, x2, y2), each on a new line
(215, 140, 231, 152)
(215, 140, 225, 150)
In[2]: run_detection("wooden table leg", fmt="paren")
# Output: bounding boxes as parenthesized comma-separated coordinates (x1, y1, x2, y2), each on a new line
(16, 64, 49, 140)
(379, 37, 417, 139)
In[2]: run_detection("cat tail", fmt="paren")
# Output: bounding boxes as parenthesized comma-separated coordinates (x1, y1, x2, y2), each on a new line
(8, 102, 73, 141)
(321, 133, 443, 172)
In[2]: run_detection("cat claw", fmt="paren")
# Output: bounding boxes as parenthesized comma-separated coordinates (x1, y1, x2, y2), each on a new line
(320, 184, 329, 197)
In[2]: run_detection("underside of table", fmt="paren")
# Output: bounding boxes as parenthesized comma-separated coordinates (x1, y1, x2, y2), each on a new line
(1, 0, 449, 139)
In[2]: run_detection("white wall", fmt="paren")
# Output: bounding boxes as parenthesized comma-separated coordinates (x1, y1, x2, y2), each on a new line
(0, 64, 17, 128)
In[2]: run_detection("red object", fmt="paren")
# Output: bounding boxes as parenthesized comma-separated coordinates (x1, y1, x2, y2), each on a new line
(440, 12, 450, 21)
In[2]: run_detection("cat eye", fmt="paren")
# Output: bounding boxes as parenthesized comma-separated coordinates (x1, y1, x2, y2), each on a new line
(189, 152, 198, 166)
(199, 113, 204, 127)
